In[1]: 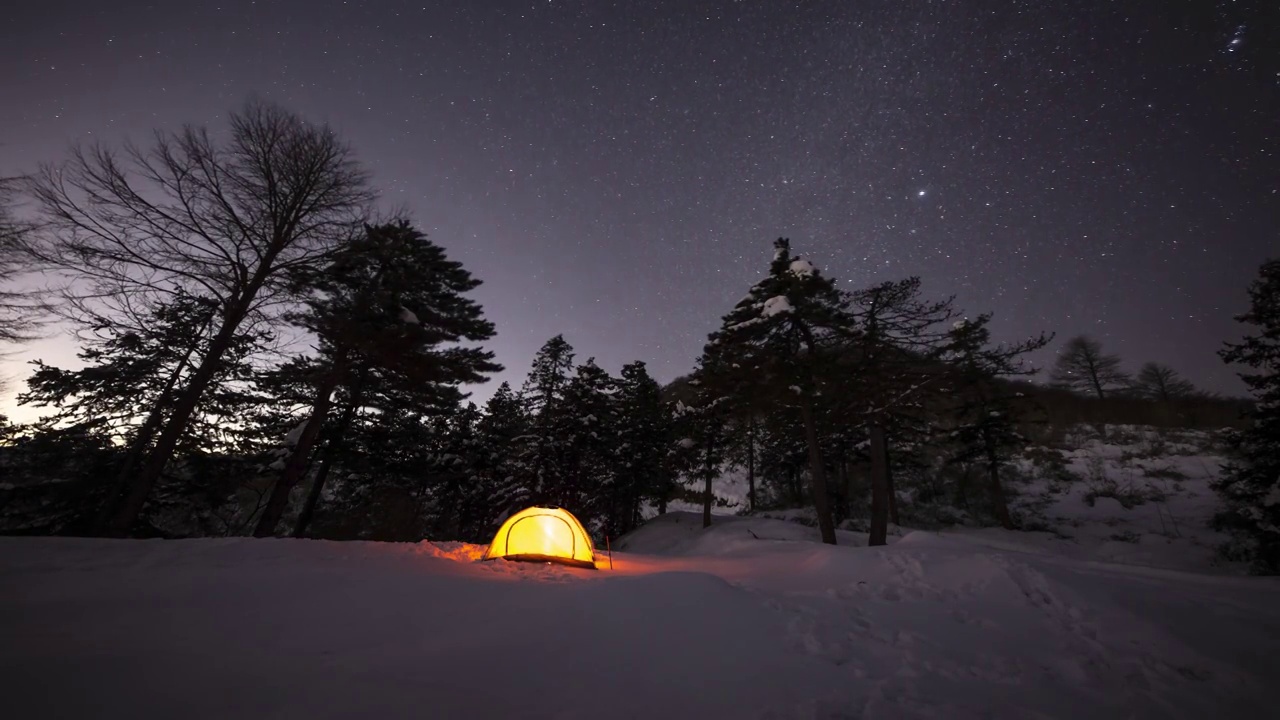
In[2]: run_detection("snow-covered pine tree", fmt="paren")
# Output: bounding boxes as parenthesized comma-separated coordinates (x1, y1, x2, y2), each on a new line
(942, 314, 1051, 529)
(613, 361, 672, 535)
(1214, 259, 1280, 574)
(253, 220, 500, 537)
(702, 238, 854, 544)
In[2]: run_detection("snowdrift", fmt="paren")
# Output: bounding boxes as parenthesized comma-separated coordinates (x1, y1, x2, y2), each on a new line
(3, 512, 1279, 719)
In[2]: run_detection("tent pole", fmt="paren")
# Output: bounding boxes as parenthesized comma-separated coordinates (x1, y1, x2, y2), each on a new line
(606, 534, 614, 570)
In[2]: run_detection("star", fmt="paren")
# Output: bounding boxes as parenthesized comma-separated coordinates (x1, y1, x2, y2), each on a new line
(0, 0, 1275, 418)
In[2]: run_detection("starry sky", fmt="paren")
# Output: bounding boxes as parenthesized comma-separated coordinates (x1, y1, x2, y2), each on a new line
(1, 0, 1277, 418)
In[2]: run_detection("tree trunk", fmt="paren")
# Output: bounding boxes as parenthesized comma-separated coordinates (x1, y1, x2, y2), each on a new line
(292, 445, 337, 539)
(292, 383, 364, 539)
(840, 456, 854, 520)
(799, 401, 837, 545)
(886, 440, 900, 526)
(985, 430, 1015, 530)
(957, 465, 971, 509)
(90, 309, 214, 535)
(868, 423, 890, 546)
(702, 469, 713, 529)
(254, 367, 342, 537)
(746, 416, 757, 513)
(702, 438, 715, 529)
(104, 308, 247, 536)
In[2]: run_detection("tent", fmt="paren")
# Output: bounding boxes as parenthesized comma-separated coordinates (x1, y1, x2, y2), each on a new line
(483, 506, 597, 569)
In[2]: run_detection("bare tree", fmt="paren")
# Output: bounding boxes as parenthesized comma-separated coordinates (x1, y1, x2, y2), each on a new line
(0, 176, 45, 346)
(24, 100, 374, 535)
(1049, 335, 1129, 400)
(1133, 362, 1197, 401)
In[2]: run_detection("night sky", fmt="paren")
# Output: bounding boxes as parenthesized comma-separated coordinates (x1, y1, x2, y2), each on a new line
(1, 1, 1276, 418)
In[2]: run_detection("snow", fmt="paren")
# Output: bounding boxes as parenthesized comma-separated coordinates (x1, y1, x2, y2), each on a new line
(3, 423, 1279, 718)
(789, 258, 816, 277)
(761, 295, 793, 317)
(2, 512, 1277, 719)
(670, 424, 1252, 577)
(283, 418, 309, 446)
(1265, 485, 1280, 507)
(398, 305, 419, 325)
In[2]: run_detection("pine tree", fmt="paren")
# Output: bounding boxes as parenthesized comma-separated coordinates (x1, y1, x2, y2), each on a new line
(943, 315, 1051, 529)
(754, 404, 809, 509)
(473, 382, 532, 531)
(840, 277, 957, 545)
(290, 367, 373, 538)
(19, 293, 265, 534)
(337, 389, 442, 541)
(701, 238, 853, 544)
(1049, 335, 1129, 400)
(671, 370, 732, 529)
(27, 102, 374, 536)
(613, 361, 672, 535)
(519, 335, 577, 506)
(253, 220, 500, 536)
(1133, 362, 1197, 402)
(421, 402, 486, 541)
(1214, 259, 1280, 574)
(560, 358, 620, 532)
(523, 335, 575, 415)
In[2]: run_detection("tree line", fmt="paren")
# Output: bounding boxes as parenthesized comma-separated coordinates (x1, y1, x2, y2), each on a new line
(0, 102, 1275, 572)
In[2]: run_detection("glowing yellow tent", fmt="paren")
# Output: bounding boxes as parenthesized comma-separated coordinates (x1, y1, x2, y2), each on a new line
(483, 506, 597, 569)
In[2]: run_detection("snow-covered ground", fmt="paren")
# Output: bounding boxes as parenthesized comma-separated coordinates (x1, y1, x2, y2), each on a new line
(3, 508, 1279, 719)
(3, 425, 1276, 718)
(665, 425, 1250, 575)
(980, 425, 1243, 574)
